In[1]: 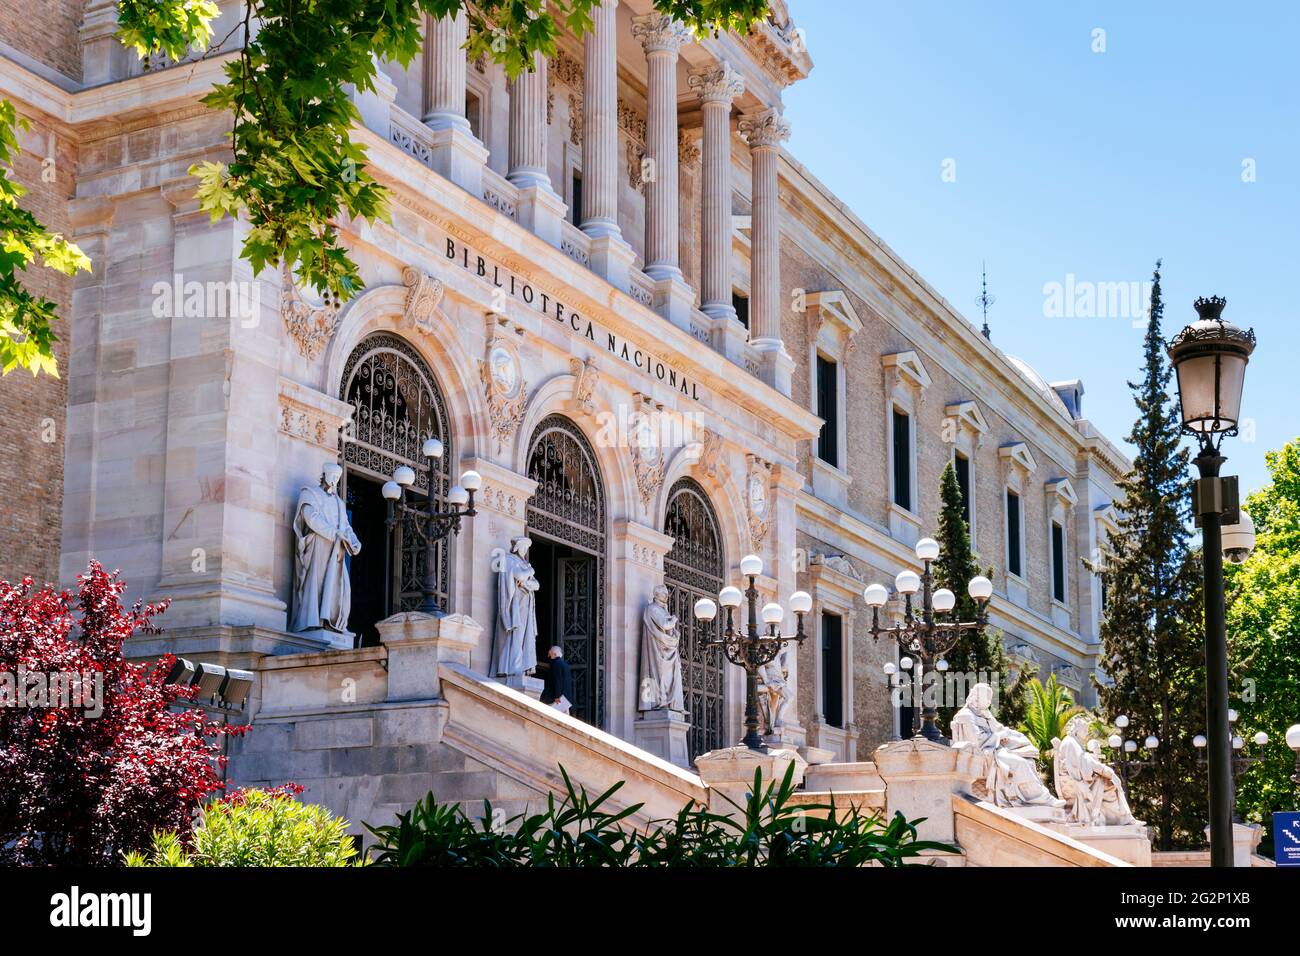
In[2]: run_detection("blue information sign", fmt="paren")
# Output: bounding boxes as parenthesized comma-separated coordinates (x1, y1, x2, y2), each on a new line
(1274, 812, 1300, 867)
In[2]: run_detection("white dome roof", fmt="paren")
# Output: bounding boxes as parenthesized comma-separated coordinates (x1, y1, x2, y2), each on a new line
(1007, 356, 1071, 419)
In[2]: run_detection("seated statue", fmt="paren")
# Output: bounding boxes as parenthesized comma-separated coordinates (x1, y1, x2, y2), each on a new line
(1053, 715, 1139, 827)
(951, 683, 1063, 809)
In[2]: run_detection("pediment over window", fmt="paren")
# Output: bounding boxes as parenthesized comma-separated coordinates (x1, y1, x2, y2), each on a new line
(1045, 477, 1078, 508)
(945, 400, 988, 442)
(881, 350, 931, 391)
(999, 441, 1037, 475)
(1094, 502, 1121, 536)
(807, 290, 862, 346)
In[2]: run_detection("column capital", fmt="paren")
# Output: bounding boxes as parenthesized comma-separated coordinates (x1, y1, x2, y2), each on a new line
(740, 107, 791, 149)
(689, 61, 746, 105)
(631, 13, 691, 55)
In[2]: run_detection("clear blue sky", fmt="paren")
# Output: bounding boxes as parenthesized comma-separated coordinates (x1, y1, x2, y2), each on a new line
(783, 1, 1299, 496)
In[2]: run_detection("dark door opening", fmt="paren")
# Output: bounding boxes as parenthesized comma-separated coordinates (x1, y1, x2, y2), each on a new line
(345, 473, 390, 647)
(529, 536, 598, 725)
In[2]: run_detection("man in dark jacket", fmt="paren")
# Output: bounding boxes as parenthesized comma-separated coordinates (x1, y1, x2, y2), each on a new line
(541, 645, 574, 715)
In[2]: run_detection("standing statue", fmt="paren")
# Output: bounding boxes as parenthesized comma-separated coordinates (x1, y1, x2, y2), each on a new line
(1053, 715, 1139, 826)
(638, 585, 684, 712)
(757, 652, 791, 734)
(290, 462, 362, 634)
(951, 683, 1064, 809)
(493, 536, 540, 677)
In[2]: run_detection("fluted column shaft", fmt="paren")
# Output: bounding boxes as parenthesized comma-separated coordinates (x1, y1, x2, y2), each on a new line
(741, 108, 791, 347)
(581, 0, 621, 238)
(424, 11, 470, 131)
(689, 63, 744, 320)
(508, 51, 550, 188)
(634, 15, 690, 279)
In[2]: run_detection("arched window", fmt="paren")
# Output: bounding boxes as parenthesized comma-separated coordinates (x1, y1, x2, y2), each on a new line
(525, 415, 606, 727)
(663, 478, 726, 760)
(339, 333, 452, 641)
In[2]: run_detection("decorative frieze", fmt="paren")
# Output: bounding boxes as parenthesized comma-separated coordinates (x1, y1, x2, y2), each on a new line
(277, 379, 353, 450)
(280, 262, 343, 360)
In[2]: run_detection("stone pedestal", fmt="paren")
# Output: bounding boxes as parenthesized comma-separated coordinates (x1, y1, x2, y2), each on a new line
(1204, 822, 1264, 867)
(798, 745, 836, 766)
(1060, 823, 1152, 866)
(695, 745, 807, 816)
(586, 234, 636, 292)
(803, 761, 884, 793)
(294, 626, 354, 651)
(377, 611, 483, 702)
(872, 738, 982, 844)
(634, 709, 691, 768)
(428, 127, 489, 195)
(514, 183, 567, 249)
(651, 273, 697, 331)
(500, 673, 545, 700)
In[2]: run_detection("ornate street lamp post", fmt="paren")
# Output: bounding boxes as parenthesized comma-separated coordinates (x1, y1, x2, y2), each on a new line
(1167, 295, 1256, 867)
(862, 537, 993, 744)
(381, 437, 480, 616)
(1194, 710, 1269, 824)
(1105, 714, 1160, 786)
(692, 554, 811, 752)
(1288, 724, 1300, 786)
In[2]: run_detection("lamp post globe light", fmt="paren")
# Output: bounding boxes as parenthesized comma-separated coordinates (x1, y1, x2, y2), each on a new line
(1287, 724, 1300, 785)
(862, 536, 993, 744)
(1193, 719, 1270, 824)
(1167, 295, 1256, 867)
(381, 437, 480, 616)
(1105, 714, 1160, 786)
(693, 554, 811, 752)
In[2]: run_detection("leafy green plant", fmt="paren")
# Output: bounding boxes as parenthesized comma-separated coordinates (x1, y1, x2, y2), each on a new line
(1018, 673, 1084, 786)
(366, 763, 955, 867)
(124, 784, 362, 867)
(114, 0, 772, 304)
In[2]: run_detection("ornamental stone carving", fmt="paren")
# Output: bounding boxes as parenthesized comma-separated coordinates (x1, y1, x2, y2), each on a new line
(631, 13, 691, 54)
(951, 683, 1065, 810)
(697, 427, 723, 479)
(1052, 715, 1140, 827)
(746, 454, 773, 549)
(570, 356, 599, 418)
(739, 108, 792, 150)
(281, 262, 343, 360)
(630, 394, 665, 511)
(480, 316, 528, 451)
(401, 266, 445, 335)
(688, 61, 746, 105)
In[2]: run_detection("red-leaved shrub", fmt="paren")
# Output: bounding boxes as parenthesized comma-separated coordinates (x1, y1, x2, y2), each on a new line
(0, 562, 233, 865)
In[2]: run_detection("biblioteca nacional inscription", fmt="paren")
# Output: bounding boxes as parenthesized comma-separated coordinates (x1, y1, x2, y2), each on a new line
(444, 235, 703, 402)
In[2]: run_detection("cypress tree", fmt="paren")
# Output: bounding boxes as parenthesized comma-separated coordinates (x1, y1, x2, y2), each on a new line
(934, 459, 1025, 730)
(1094, 260, 1206, 850)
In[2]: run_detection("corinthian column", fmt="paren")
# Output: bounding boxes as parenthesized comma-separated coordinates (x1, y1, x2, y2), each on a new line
(423, 11, 488, 193)
(581, 0, 635, 289)
(688, 62, 744, 336)
(633, 13, 695, 328)
(508, 51, 567, 246)
(740, 107, 794, 395)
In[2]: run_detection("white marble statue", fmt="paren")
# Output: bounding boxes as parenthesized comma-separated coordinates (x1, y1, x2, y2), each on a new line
(638, 585, 684, 712)
(290, 462, 362, 634)
(492, 536, 540, 677)
(1053, 715, 1139, 826)
(951, 683, 1064, 809)
(758, 652, 791, 734)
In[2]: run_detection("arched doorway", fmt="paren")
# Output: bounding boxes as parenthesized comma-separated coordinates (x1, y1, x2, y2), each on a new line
(663, 478, 726, 760)
(525, 415, 606, 727)
(339, 332, 452, 644)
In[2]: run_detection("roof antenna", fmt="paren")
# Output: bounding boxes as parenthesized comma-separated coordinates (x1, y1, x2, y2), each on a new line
(975, 262, 995, 340)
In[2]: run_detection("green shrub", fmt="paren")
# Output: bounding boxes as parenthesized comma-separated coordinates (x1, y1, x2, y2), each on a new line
(366, 764, 955, 867)
(124, 785, 362, 867)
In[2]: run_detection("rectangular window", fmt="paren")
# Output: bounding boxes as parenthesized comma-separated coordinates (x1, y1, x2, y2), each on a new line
(1052, 521, 1066, 602)
(732, 291, 749, 330)
(892, 408, 911, 511)
(816, 354, 839, 468)
(1006, 490, 1022, 577)
(955, 452, 971, 530)
(570, 171, 583, 226)
(465, 91, 482, 141)
(821, 612, 843, 728)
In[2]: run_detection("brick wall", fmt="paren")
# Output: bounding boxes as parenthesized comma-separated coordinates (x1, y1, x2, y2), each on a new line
(0, 0, 84, 83)
(0, 111, 75, 587)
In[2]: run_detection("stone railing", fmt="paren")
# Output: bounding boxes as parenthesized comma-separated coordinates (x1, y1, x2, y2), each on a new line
(387, 106, 434, 169)
(480, 166, 519, 221)
(628, 268, 655, 309)
(558, 220, 591, 267)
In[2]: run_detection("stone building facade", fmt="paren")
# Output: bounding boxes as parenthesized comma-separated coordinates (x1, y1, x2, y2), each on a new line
(1, 0, 1126, 791)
